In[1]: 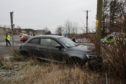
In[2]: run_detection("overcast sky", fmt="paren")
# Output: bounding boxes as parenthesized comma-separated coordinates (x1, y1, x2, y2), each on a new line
(0, 0, 97, 33)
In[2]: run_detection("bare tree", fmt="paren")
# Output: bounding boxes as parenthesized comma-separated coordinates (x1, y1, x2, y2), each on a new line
(64, 21, 78, 37)
(71, 22, 78, 34)
(103, 0, 126, 34)
(65, 21, 72, 35)
(55, 26, 63, 35)
(43, 27, 51, 35)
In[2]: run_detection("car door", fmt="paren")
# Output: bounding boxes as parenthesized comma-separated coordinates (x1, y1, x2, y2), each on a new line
(26, 38, 40, 56)
(39, 38, 65, 62)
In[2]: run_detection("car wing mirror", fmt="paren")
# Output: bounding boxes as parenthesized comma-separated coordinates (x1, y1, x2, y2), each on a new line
(55, 45, 63, 49)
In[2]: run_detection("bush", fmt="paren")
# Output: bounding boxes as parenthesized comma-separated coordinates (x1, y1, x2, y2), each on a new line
(103, 43, 126, 79)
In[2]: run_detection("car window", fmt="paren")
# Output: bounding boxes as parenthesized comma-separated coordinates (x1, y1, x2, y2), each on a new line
(59, 37, 76, 47)
(40, 38, 59, 47)
(28, 38, 40, 44)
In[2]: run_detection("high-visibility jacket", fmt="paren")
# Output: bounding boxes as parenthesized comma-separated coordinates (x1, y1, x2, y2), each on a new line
(6, 35, 11, 41)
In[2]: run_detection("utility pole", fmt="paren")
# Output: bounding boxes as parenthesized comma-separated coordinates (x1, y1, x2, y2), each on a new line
(10, 11, 14, 47)
(85, 10, 89, 33)
(96, 0, 103, 56)
(83, 10, 90, 33)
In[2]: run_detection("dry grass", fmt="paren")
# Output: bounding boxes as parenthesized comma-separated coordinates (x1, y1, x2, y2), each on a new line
(0, 51, 126, 84)
(0, 51, 104, 84)
(1, 63, 104, 84)
(0, 54, 15, 70)
(0, 54, 5, 66)
(11, 50, 26, 61)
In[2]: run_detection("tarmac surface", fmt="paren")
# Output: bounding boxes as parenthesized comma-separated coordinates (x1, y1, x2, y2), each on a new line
(0, 42, 21, 59)
(0, 35, 21, 58)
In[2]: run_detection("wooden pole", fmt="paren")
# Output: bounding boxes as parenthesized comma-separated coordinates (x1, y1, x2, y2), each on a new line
(96, 0, 103, 56)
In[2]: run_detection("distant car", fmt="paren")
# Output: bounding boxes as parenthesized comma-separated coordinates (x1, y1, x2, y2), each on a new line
(20, 34, 30, 42)
(19, 35, 97, 65)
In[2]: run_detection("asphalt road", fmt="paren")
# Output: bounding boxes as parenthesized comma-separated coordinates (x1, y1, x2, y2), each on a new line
(0, 35, 21, 58)
(0, 42, 21, 60)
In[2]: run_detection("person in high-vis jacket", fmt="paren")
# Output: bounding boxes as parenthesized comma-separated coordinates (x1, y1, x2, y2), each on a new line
(5, 33, 11, 47)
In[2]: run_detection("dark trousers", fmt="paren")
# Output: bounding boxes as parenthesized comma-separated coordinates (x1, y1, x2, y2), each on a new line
(6, 39, 11, 47)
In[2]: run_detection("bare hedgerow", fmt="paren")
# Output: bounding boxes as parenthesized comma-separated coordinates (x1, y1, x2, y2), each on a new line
(101, 33, 126, 79)
(103, 43, 126, 79)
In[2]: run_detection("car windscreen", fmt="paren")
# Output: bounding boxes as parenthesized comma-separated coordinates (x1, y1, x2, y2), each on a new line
(59, 37, 76, 48)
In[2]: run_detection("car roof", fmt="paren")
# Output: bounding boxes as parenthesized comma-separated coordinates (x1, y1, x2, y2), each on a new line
(32, 35, 64, 39)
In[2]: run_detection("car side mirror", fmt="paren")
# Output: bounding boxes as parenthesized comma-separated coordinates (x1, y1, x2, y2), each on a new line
(55, 45, 63, 50)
